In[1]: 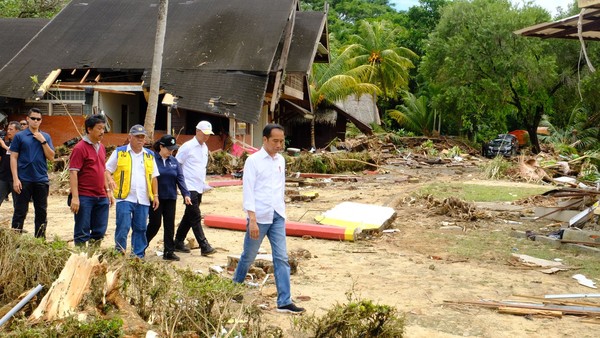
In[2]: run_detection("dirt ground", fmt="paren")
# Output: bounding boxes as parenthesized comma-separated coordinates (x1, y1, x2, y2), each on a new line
(0, 164, 598, 337)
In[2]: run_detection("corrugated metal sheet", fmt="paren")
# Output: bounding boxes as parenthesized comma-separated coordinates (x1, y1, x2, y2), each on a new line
(514, 9, 600, 41)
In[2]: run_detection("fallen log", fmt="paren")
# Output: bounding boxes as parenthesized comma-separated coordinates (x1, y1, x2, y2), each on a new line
(103, 269, 150, 336)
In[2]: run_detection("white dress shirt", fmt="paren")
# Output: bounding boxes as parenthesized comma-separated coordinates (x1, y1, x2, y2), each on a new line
(176, 136, 209, 192)
(242, 147, 286, 223)
(105, 145, 159, 206)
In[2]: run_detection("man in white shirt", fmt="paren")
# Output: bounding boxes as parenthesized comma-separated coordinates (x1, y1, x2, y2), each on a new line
(232, 124, 305, 314)
(105, 124, 159, 258)
(173, 120, 215, 256)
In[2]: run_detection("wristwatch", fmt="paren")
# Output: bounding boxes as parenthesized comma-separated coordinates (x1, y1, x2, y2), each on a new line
(41, 141, 47, 145)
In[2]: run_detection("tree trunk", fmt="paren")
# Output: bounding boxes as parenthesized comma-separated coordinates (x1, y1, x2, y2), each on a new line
(525, 106, 545, 154)
(310, 117, 316, 149)
(144, 0, 168, 141)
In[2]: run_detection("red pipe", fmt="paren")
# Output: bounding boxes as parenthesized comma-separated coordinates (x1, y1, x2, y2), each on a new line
(203, 215, 357, 241)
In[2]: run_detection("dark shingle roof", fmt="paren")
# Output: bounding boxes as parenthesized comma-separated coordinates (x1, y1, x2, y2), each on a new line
(157, 70, 268, 124)
(0, 18, 48, 68)
(0, 0, 296, 123)
(287, 11, 327, 73)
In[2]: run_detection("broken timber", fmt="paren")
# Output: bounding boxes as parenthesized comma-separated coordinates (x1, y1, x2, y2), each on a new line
(444, 299, 600, 316)
(30, 253, 102, 321)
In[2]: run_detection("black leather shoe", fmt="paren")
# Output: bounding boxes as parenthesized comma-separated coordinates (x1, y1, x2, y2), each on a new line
(163, 252, 180, 261)
(174, 240, 191, 253)
(201, 246, 216, 256)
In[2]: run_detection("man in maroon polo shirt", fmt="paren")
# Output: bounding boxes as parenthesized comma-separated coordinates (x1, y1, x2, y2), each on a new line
(69, 114, 114, 247)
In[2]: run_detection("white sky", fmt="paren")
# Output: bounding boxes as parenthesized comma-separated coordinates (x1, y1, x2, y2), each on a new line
(390, 0, 573, 17)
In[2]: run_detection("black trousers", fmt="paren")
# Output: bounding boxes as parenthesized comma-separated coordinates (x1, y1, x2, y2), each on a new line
(147, 199, 176, 253)
(175, 191, 209, 244)
(12, 181, 49, 238)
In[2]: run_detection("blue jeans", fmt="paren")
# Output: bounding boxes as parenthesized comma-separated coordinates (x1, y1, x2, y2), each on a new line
(73, 195, 109, 245)
(115, 201, 149, 258)
(233, 212, 291, 307)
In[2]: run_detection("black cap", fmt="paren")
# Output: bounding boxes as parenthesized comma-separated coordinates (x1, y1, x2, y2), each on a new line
(158, 134, 178, 150)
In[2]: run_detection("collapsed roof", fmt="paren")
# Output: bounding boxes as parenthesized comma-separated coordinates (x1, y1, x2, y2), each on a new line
(0, 0, 329, 124)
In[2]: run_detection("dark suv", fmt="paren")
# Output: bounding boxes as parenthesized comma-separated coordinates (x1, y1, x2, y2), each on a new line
(482, 134, 519, 158)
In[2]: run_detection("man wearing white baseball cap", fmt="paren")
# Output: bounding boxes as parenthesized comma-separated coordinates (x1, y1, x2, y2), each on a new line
(173, 120, 215, 255)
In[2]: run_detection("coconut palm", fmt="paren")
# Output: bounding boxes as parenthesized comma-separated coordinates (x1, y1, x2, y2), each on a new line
(388, 91, 434, 136)
(308, 58, 380, 148)
(340, 20, 417, 100)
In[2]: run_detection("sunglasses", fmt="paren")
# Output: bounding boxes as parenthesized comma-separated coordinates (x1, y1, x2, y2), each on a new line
(20, 123, 27, 126)
(29, 117, 42, 121)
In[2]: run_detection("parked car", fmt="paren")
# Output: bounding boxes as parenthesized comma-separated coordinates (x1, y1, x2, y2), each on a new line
(482, 134, 519, 158)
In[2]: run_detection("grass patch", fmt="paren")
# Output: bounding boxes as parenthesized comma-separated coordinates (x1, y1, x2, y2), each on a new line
(436, 229, 600, 280)
(418, 182, 551, 202)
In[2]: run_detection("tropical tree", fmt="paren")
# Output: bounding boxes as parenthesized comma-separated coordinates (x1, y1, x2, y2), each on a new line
(340, 20, 417, 101)
(420, 0, 581, 153)
(388, 91, 434, 135)
(399, 0, 449, 59)
(308, 57, 380, 148)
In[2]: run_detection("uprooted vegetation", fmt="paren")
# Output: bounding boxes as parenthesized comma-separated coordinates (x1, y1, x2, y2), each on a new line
(0, 229, 262, 337)
(0, 229, 405, 337)
(293, 291, 405, 338)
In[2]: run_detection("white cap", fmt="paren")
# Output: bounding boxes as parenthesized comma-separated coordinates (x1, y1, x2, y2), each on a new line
(196, 121, 214, 135)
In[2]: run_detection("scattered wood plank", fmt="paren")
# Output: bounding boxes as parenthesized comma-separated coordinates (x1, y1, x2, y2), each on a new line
(498, 306, 562, 318)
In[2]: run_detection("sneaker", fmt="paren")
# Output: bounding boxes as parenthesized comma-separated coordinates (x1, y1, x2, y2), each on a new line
(163, 252, 180, 261)
(174, 241, 191, 253)
(276, 303, 305, 314)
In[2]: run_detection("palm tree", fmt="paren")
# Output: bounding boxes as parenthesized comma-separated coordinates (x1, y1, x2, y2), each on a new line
(340, 20, 417, 100)
(388, 91, 434, 136)
(308, 59, 380, 148)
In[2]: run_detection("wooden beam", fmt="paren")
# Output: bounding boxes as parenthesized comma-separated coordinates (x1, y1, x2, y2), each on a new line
(50, 84, 136, 95)
(79, 69, 91, 83)
(36, 69, 61, 98)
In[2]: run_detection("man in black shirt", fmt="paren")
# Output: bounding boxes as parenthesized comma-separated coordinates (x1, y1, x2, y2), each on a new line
(0, 121, 23, 207)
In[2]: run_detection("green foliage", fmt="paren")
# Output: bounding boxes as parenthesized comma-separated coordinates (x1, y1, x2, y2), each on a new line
(400, 0, 450, 58)
(0, 230, 71, 306)
(340, 20, 417, 100)
(4, 317, 124, 337)
(482, 156, 513, 180)
(294, 292, 405, 338)
(447, 145, 462, 158)
(579, 161, 600, 183)
(119, 258, 173, 321)
(388, 91, 433, 135)
(417, 181, 551, 202)
(286, 151, 375, 174)
(419, 0, 577, 151)
(418, 139, 438, 156)
(0, 0, 67, 18)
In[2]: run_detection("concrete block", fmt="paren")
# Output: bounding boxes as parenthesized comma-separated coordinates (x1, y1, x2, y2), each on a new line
(534, 207, 580, 222)
(562, 243, 600, 257)
(562, 229, 600, 243)
(535, 235, 562, 248)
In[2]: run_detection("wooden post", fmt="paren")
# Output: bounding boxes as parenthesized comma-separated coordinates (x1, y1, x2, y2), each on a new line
(144, 0, 168, 140)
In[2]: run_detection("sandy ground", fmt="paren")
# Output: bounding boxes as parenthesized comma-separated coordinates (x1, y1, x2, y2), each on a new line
(0, 166, 598, 337)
